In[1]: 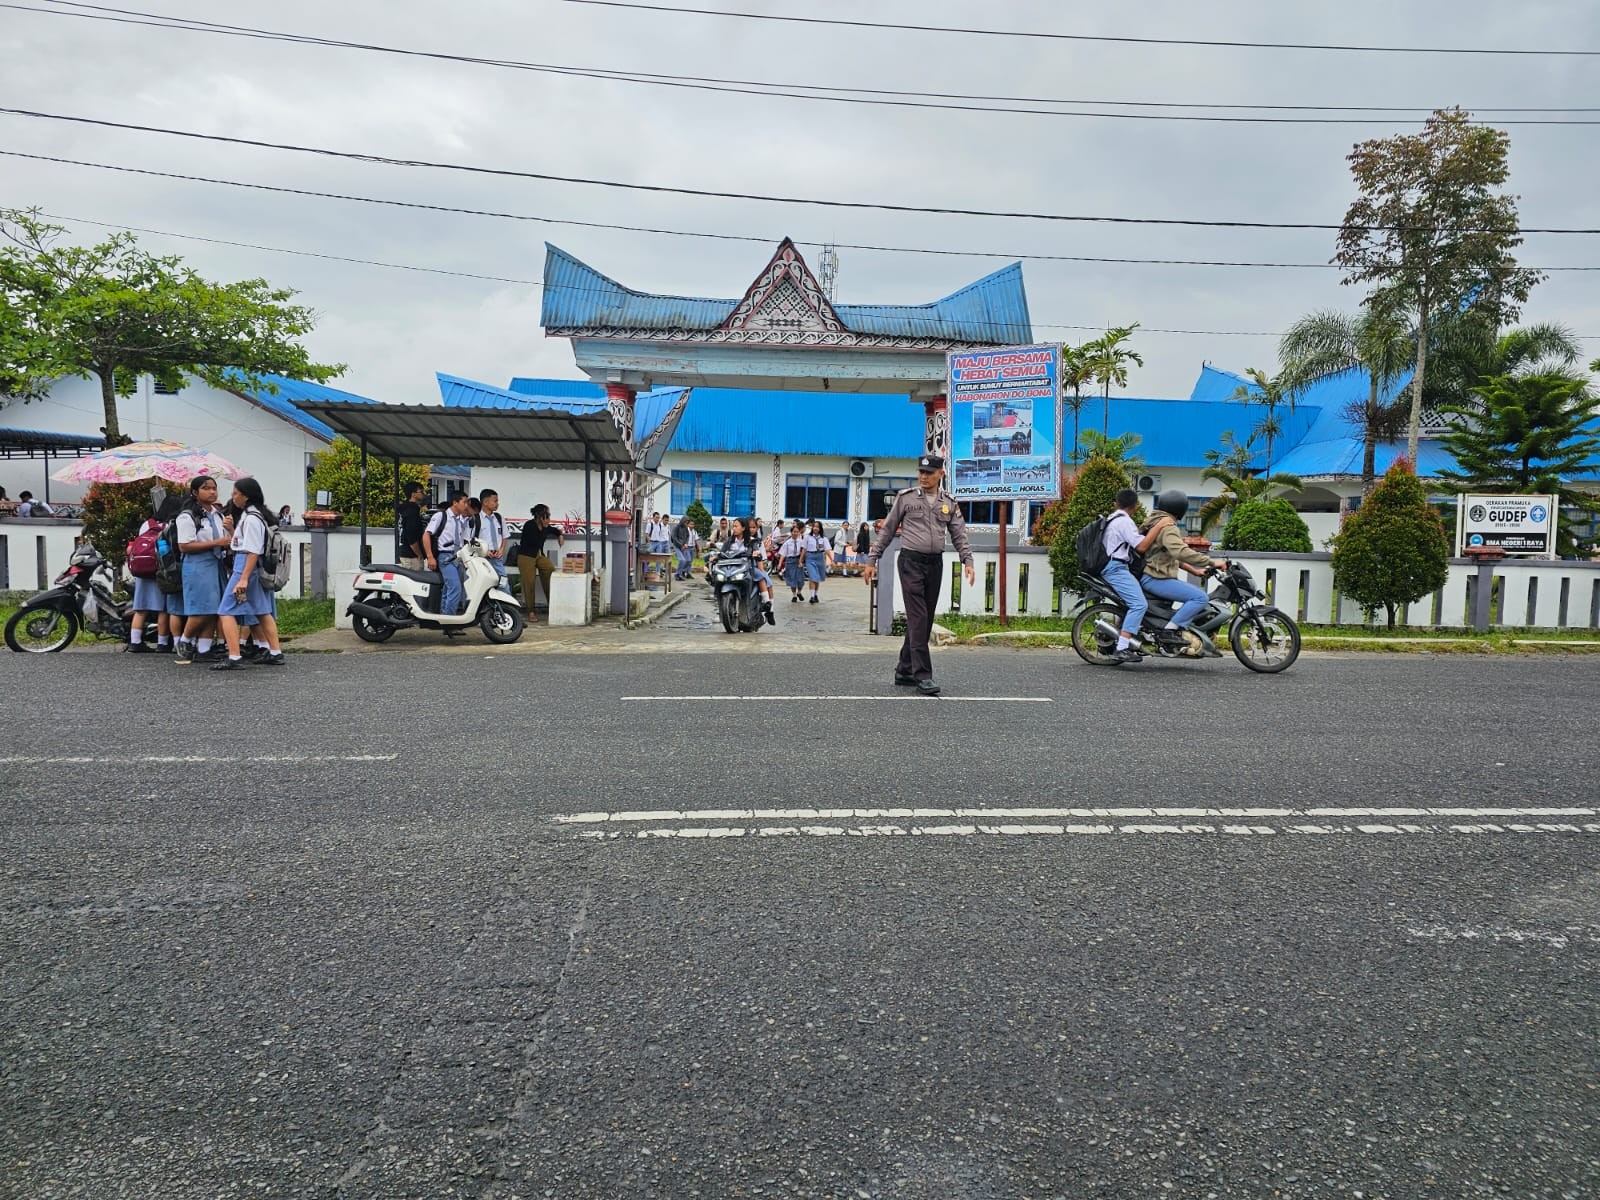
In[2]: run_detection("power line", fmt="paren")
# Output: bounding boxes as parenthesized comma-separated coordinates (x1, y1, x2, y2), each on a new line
(11, 3, 1600, 125)
(552, 0, 1600, 57)
(3, 108, 1596, 234)
(23, 210, 1599, 341)
(8, 151, 1597, 274)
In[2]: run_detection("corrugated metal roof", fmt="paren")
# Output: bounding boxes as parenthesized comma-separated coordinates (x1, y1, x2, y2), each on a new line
(508, 377, 606, 400)
(1086, 396, 1322, 470)
(0, 426, 107, 453)
(437, 372, 609, 414)
(540, 244, 1031, 344)
(224, 372, 380, 442)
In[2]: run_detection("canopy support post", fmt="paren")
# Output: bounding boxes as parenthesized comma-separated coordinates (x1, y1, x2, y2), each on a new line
(393, 454, 402, 561)
(358, 434, 369, 567)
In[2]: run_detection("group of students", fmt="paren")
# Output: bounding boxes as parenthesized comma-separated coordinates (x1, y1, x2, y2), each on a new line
(397, 483, 567, 620)
(1098, 487, 1229, 664)
(125, 475, 286, 671)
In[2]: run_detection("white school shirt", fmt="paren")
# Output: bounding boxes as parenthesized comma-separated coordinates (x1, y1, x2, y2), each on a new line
(1102, 511, 1141, 563)
(780, 536, 803, 558)
(177, 508, 226, 558)
(802, 534, 829, 554)
(479, 511, 504, 553)
(426, 510, 464, 554)
(231, 509, 269, 557)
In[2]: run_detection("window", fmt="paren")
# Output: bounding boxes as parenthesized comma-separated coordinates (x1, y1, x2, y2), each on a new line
(1184, 498, 1213, 536)
(959, 500, 1006, 525)
(868, 477, 916, 520)
(671, 470, 756, 517)
(152, 379, 178, 395)
(785, 474, 849, 520)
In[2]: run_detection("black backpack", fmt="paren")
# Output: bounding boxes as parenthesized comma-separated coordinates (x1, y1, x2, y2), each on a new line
(1074, 515, 1113, 577)
(154, 511, 188, 595)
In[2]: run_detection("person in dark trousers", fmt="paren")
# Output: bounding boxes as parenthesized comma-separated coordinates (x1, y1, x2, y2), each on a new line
(670, 514, 694, 580)
(518, 503, 565, 617)
(397, 482, 426, 569)
(863, 454, 974, 696)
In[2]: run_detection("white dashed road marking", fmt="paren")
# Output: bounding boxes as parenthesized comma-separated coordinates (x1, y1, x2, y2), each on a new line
(621, 695, 1053, 703)
(0, 754, 400, 765)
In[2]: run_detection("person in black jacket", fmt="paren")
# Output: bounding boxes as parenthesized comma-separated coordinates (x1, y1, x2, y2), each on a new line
(397, 482, 426, 569)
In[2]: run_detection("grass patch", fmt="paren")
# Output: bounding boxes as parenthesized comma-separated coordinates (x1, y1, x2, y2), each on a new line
(275, 598, 335, 639)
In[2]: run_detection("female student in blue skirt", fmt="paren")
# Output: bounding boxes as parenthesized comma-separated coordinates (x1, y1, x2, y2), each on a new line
(779, 520, 805, 601)
(126, 496, 182, 653)
(172, 475, 231, 665)
(801, 519, 834, 605)
(212, 477, 285, 671)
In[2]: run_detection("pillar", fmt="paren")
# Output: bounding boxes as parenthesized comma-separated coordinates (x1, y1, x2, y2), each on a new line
(604, 382, 638, 607)
(604, 382, 638, 514)
(923, 394, 949, 459)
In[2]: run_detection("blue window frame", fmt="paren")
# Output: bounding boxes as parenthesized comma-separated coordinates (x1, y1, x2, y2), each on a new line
(868, 477, 916, 520)
(785, 474, 850, 521)
(671, 470, 756, 517)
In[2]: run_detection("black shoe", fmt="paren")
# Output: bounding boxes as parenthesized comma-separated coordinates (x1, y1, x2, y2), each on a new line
(894, 672, 917, 686)
(210, 657, 244, 671)
(125, 641, 153, 654)
(764, 605, 776, 626)
(204, 646, 228, 662)
(915, 678, 942, 696)
(151, 642, 173, 654)
(173, 642, 195, 666)
(1112, 648, 1144, 665)
(242, 644, 269, 663)
(258, 652, 286, 667)
(809, 595, 819, 604)
(791, 594, 800, 603)
(1155, 628, 1189, 646)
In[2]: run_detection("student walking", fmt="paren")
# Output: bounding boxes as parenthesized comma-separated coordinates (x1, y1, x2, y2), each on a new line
(173, 475, 231, 665)
(212, 477, 284, 671)
(670, 514, 694, 580)
(802, 519, 834, 604)
(779, 522, 805, 600)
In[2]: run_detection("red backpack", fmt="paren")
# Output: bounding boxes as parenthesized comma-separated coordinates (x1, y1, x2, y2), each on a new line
(126, 520, 164, 578)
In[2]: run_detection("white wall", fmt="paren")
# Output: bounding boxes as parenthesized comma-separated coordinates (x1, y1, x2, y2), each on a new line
(1, 375, 327, 517)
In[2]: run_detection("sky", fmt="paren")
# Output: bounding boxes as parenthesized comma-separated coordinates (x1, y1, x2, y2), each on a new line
(2, 0, 1597, 406)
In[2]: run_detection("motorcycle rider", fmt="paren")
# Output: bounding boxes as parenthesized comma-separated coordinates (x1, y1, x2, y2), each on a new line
(1140, 489, 1226, 646)
(722, 516, 777, 624)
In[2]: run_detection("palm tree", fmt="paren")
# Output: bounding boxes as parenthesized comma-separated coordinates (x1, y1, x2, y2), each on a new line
(1075, 429, 1146, 476)
(1278, 309, 1413, 493)
(1225, 367, 1298, 477)
(1196, 436, 1305, 535)
(1060, 342, 1096, 470)
(1086, 324, 1143, 436)
(1424, 316, 1586, 415)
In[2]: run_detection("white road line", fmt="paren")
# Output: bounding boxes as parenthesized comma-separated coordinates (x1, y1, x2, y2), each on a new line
(575, 821, 1600, 842)
(1405, 924, 1600, 949)
(620, 695, 1053, 703)
(554, 805, 1600, 826)
(0, 754, 399, 765)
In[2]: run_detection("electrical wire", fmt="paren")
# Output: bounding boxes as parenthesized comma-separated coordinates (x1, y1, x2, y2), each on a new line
(2, 108, 1595, 234)
(552, 0, 1600, 58)
(9, 152, 1597, 274)
(11, 3, 1600, 124)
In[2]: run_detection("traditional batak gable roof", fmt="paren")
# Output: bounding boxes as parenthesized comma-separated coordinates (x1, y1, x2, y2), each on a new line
(540, 239, 1031, 349)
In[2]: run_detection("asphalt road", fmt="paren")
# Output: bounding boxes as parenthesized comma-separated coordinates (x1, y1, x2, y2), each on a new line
(2, 648, 1598, 1199)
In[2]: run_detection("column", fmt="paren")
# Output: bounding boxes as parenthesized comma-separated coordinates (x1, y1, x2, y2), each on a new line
(604, 382, 638, 614)
(923, 394, 949, 459)
(604, 382, 638, 514)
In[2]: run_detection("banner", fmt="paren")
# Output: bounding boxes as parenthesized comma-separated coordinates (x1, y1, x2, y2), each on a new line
(1456, 494, 1559, 558)
(946, 345, 1061, 502)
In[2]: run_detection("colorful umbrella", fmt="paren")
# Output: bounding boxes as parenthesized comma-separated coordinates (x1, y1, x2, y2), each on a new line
(51, 440, 245, 486)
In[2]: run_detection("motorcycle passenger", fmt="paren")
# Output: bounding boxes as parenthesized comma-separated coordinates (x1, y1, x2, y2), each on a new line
(723, 516, 777, 624)
(1140, 489, 1226, 646)
(424, 490, 472, 616)
(1101, 488, 1167, 665)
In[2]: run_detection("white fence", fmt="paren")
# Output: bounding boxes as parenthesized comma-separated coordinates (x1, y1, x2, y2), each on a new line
(876, 543, 1600, 631)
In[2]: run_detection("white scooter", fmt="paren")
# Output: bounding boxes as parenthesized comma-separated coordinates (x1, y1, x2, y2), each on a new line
(347, 540, 526, 644)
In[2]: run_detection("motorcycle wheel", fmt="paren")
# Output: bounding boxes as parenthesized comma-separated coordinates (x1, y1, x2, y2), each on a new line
(717, 591, 738, 633)
(480, 601, 526, 645)
(350, 593, 397, 643)
(5, 605, 80, 653)
(1070, 602, 1123, 666)
(1231, 609, 1301, 674)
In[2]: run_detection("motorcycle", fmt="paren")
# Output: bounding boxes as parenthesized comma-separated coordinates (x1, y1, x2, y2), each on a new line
(346, 540, 526, 644)
(1071, 561, 1301, 673)
(705, 548, 770, 634)
(5, 543, 133, 653)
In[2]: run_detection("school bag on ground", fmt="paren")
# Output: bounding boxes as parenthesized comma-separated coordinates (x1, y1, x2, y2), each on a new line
(127, 521, 164, 579)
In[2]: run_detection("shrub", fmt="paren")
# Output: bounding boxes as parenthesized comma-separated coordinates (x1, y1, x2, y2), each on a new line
(1330, 458, 1450, 627)
(685, 498, 713, 542)
(78, 480, 161, 574)
(1220, 498, 1313, 553)
(1028, 473, 1078, 545)
(305, 437, 430, 525)
(1046, 456, 1132, 597)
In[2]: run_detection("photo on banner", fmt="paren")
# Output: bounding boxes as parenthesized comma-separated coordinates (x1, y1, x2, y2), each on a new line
(947, 345, 1061, 503)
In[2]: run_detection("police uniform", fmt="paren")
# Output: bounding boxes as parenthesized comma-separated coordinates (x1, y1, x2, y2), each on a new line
(866, 454, 973, 693)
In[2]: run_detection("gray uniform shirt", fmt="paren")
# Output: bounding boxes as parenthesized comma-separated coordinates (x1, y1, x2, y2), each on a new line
(868, 486, 973, 566)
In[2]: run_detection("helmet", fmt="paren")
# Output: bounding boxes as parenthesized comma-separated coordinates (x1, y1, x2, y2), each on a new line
(1153, 489, 1190, 520)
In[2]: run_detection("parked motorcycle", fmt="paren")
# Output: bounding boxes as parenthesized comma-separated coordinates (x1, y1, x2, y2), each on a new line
(1071, 561, 1301, 673)
(5, 543, 132, 653)
(705, 548, 769, 634)
(346, 540, 525, 644)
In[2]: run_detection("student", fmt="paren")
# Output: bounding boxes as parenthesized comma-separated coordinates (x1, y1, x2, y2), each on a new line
(423, 490, 471, 616)
(173, 475, 231, 666)
(477, 489, 507, 584)
(802, 519, 834, 604)
(670, 514, 694, 581)
(276, 505, 294, 528)
(212, 477, 284, 671)
(779, 521, 805, 600)
(126, 498, 180, 654)
(723, 517, 776, 622)
(1099, 488, 1165, 665)
(15, 490, 53, 518)
(517, 503, 564, 615)
(397, 481, 426, 569)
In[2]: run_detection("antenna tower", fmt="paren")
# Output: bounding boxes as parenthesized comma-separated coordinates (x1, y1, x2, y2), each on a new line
(818, 243, 839, 301)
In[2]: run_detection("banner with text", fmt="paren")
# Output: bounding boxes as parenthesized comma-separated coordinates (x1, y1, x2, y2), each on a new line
(1456, 494, 1559, 558)
(947, 345, 1061, 502)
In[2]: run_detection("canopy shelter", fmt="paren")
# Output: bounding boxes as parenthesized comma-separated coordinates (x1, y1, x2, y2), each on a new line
(0, 427, 108, 503)
(293, 399, 636, 567)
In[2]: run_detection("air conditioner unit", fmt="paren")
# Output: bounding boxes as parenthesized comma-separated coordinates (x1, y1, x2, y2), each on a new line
(1137, 473, 1162, 492)
(849, 459, 875, 478)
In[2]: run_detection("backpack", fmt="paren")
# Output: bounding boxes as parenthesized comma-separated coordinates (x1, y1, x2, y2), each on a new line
(253, 510, 292, 592)
(127, 520, 164, 579)
(154, 511, 193, 594)
(1074, 515, 1113, 577)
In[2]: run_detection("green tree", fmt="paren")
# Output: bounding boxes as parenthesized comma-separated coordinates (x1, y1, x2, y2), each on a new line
(1046, 454, 1132, 597)
(1085, 325, 1143, 437)
(1334, 108, 1542, 466)
(1196, 433, 1304, 534)
(1437, 372, 1600, 556)
(1028, 473, 1078, 545)
(78, 479, 162, 576)
(1074, 428, 1145, 474)
(1278, 308, 1414, 492)
(1225, 367, 1300, 476)
(0, 209, 343, 443)
(1330, 458, 1450, 627)
(1219, 498, 1313, 553)
(1060, 341, 1096, 470)
(685, 498, 713, 542)
(306, 438, 431, 525)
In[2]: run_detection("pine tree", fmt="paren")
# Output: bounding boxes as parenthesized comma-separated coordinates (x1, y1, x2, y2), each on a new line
(1330, 458, 1450, 627)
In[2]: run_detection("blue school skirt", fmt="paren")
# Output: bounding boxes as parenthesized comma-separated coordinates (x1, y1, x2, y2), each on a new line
(804, 554, 828, 584)
(182, 553, 226, 615)
(218, 560, 276, 620)
(130, 575, 165, 613)
(783, 556, 804, 589)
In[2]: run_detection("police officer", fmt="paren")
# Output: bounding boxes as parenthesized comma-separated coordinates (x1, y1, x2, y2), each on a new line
(862, 454, 974, 696)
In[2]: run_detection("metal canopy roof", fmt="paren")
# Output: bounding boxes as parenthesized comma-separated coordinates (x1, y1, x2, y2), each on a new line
(0, 426, 107, 459)
(291, 400, 634, 470)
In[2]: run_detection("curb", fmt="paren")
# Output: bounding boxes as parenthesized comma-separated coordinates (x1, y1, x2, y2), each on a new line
(624, 587, 691, 630)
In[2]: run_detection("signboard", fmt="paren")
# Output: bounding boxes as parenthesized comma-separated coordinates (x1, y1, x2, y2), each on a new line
(946, 345, 1061, 502)
(1456, 493, 1559, 558)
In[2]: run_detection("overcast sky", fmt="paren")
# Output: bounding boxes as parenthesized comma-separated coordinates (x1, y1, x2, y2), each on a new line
(3, 0, 1596, 405)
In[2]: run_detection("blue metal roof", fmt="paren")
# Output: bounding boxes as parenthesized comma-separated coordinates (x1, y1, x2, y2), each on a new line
(540, 243, 1031, 344)
(508, 377, 606, 401)
(1083, 395, 1322, 470)
(224, 371, 379, 441)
